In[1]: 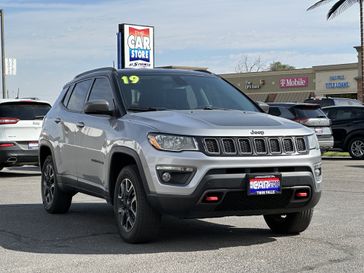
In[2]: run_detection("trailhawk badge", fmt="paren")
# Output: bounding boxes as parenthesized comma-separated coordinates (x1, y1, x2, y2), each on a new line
(250, 130, 265, 136)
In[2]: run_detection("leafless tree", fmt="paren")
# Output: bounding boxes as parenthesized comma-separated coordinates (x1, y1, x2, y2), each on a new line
(235, 56, 266, 73)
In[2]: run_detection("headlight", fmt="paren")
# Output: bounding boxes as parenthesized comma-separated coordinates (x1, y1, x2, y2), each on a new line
(307, 134, 319, 150)
(148, 133, 198, 152)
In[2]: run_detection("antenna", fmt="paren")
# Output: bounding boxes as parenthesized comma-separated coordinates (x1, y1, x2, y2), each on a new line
(16, 88, 19, 99)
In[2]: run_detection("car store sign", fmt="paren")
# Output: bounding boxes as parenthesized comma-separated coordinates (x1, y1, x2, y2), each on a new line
(117, 24, 154, 69)
(279, 77, 309, 88)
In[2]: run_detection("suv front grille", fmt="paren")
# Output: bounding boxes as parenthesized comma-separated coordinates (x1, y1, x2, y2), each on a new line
(204, 138, 220, 154)
(222, 138, 237, 154)
(283, 138, 294, 153)
(200, 136, 307, 156)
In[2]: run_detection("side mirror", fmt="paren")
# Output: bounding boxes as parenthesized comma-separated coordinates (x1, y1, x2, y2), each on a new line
(256, 101, 270, 113)
(84, 100, 114, 116)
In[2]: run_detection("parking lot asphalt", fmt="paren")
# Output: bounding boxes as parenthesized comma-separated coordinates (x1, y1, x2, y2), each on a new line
(0, 159, 363, 273)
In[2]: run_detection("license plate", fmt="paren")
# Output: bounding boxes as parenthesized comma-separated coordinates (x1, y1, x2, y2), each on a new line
(28, 142, 39, 150)
(248, 174, 281, 196)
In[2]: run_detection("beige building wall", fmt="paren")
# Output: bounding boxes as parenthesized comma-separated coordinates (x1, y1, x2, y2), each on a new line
(314, 63, 358, 97)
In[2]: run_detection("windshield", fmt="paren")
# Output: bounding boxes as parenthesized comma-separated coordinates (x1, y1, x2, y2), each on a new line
(0, 102, 51, 120)
(118, 72, 259, 112)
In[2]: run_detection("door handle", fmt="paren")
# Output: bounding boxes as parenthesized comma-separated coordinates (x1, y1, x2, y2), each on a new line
(54, 118, 62, 124)
(76, 122, 85, 128)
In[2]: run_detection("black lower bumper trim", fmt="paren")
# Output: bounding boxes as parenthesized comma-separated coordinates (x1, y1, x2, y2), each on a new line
(0, 148, 39, 166)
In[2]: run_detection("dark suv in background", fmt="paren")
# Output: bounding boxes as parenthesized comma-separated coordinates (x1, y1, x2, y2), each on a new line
(304, 97, 362, 108)
(322, 106, 364, 159)
(268, 103, 333, 151)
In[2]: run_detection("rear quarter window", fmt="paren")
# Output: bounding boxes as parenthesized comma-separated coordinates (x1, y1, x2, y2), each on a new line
(0, 102, 51, 120)
(293, 107, 326, 119)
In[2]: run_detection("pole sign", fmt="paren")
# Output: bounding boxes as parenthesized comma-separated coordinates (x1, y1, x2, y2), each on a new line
(5, 58, 16, 76)
(117, 24, 154, 69)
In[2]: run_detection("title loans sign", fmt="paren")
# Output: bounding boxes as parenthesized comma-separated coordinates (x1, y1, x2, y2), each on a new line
(120, 24, 154, 69)
(280, 77, 308, 88)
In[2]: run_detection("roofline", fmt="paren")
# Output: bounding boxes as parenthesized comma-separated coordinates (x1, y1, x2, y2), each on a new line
(74, 67, 117, 79)
(220, 68, 314, 78)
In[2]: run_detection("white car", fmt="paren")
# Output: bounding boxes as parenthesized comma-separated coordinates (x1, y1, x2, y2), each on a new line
(0, 99, 51, 171)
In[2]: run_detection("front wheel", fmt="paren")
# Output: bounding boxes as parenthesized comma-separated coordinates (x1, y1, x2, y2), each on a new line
(41, 155, 72, 214)
(348, 137, 364, 160)
(114, 165, 161, 243)
(264, 209, 313, 234)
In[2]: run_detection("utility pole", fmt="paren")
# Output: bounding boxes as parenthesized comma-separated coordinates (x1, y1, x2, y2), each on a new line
(0, 10, 6, 99)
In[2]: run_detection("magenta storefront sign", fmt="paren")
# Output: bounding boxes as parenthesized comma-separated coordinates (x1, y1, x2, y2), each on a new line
(279, 77, 309, 88)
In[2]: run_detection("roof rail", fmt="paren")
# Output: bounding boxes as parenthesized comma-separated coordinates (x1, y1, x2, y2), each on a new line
(74, 67, 117, 79)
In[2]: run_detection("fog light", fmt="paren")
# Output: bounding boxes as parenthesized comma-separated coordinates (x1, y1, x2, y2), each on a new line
(161, 172, 172, 183)
(156, 165, 195, 185)
(314, 167, 322, 177)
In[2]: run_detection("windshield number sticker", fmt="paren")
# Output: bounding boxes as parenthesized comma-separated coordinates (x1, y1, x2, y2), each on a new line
(121, 75, 140, 84)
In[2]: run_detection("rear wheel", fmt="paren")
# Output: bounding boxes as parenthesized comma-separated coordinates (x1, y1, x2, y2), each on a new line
(41, 155, 72, 213)
(264, 209, 313, 234)
(348, 137, 364, 160)
(114, 165, 161, 243)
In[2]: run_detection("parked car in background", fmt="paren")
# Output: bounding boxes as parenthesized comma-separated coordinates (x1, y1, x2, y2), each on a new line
(304, 97, 362, 108)
(0, 99, 51, 171)
(268, 103, 333, 151)
(322, 106, 364, 160)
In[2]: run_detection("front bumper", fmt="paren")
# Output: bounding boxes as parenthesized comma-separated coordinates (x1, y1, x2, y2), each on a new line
(147, 170, 321, 218)
(139, 147, 322, 218)
(0, 146, 39, 166)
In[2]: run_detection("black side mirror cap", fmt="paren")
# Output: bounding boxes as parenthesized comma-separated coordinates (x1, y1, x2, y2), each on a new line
(84, 100, 114, 116)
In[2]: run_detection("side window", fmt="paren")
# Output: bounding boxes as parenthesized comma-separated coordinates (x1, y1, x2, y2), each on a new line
(62, 86, 71, 107)
(326, 109, 336, 120)
(281, 108, 295, 120)
(268, 107, 281, 117)
(67, 80, 92, 112)
(87, 78, 114, 107)
(334, 108, 352, 121)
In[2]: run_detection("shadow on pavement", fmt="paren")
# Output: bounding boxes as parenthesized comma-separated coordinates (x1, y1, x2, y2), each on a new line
(0, 166, 40, 177)
(0, 202, 276, 254)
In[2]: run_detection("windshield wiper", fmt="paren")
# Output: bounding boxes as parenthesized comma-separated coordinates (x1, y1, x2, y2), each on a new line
(34, 115, 45, 120)
(127, 107, 167, 112)
(195, 106, 232, 111)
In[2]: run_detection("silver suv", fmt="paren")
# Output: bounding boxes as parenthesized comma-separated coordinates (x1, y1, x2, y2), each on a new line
(39, 68, 322, 243)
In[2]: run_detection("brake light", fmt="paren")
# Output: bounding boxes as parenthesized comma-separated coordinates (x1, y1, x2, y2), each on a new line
(0, 143, 15, 148)
(294, 118, 309, 125)
(0, 117, 19, 125)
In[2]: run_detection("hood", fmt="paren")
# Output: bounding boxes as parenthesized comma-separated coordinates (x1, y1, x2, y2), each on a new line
(125, 110, 313, 137)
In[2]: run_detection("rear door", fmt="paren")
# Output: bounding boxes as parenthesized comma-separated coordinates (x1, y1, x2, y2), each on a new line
(0, 101, 51, 150)
(59, 79, 93, 180)
(323, 107, 356, 148)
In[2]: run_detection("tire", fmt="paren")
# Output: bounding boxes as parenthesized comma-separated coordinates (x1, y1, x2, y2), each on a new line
(264, 209, 313, 234)
(113, 165, 161, 243)
(348, 137, 364, 160)
(41, 155, 72, 214)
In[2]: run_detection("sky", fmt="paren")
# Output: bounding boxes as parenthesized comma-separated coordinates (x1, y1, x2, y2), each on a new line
(0, 0, 361, 103)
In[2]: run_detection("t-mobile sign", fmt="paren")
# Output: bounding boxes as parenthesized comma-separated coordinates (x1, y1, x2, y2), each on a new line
(279, 77, 309, 88)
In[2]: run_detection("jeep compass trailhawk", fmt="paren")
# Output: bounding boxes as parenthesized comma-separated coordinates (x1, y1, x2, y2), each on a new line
(39, 68, 322, 243)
